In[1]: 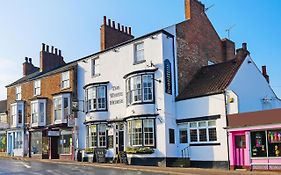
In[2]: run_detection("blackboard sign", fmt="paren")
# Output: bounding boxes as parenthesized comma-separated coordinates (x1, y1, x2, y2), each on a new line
(119, 151, 128, 164)
(164, 59, 172, 94)
(95, 148, 106, 163)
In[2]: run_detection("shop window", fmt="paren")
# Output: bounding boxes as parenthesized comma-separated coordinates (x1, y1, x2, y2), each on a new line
(251, 131, 267, 157)
(87, 124, 107, 148)
(128, 119, 155, 147)
(268, 130, 281, 157)
(85, 85, 107, 112)
(169, 129, 175, 144)
(14, 131, 23, 149)
(0, 134, 6, 152)
(61, 71, 70, 89)
(31, 132, 42, 155)
(126, 74, 154, 105)
(179, 129, 188, 143)
(59, 133, 72, 154)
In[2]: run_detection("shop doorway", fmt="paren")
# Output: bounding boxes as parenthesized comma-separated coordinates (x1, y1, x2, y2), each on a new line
(118, 131, 124, 152)
(115, 123, 125, 154)
(234, 135, 246, 169)
(50, 137, 59, 159)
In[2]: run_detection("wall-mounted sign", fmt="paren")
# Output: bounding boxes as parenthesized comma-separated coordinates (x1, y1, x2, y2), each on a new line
(48, 131, 60, 137)
(164, 59, 172, 95)
(109, 85, 124, 105)
(67, 114, 75, 127)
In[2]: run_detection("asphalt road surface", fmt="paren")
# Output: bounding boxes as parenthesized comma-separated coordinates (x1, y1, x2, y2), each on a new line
(0, 158, 164, 175)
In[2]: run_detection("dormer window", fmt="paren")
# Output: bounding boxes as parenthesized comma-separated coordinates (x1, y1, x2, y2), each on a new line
(53, 93, 70, 124)
(10, 102, 24, 128)
(16, 86, 21, 100)
(34, 80, 41, 96)
(134, 42, 144, 64)
(92, 57, 100, 76)
(61, 71, 70, 89)
(126, 73, 154, 105)
(31, 99, 46, 127)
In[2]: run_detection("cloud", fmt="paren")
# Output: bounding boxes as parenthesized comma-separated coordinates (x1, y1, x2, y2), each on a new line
(0, 58, 21, 100)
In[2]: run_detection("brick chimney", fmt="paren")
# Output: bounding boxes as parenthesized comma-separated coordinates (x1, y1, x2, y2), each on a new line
(262, 66, 270, 83)
(23, 57, 39, 76)
(185, 0, 205, 20)
(236, 43, 250, 60)
(100, 16, 134, 51)
(40, 43, 65, 72)
(221, 38, 235, 61)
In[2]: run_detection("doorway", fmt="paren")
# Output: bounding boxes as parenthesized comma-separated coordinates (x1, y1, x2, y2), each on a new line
(234, 135, 246, 169)
(50, 137, 59, 159)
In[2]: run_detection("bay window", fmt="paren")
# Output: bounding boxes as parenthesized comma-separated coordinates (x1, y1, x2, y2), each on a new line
(128, 118, 155, 147)
(87, 124, 107, 148)
(31, 99, 46, 127)
(126, 74, 154, 105)
(85, 85, 107, 112)
(53, 93, 70, 124)
(10, 102, 24, 128)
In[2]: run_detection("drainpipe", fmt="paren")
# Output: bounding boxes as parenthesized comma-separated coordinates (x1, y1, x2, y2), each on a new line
(224, 91, 230, 170)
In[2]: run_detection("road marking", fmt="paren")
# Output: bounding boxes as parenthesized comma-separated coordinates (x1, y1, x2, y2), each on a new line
(21, 162, 31, 169)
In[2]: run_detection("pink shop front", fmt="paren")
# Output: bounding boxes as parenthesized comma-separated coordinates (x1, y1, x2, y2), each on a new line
(227, 109, 281, 171)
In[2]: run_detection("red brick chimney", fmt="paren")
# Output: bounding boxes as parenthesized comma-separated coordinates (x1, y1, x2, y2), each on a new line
(23, 57, 39, 76)
(221, 38, 235, 61)
(185, 0, 205, 20)
(262, 66, 270, 83)
(236, 42, 250, 60)
(40, 43, 65, 72)
(100, 16, 134, 51)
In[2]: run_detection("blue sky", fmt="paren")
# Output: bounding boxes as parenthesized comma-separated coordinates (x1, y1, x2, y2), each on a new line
(0, 0, 281, 100)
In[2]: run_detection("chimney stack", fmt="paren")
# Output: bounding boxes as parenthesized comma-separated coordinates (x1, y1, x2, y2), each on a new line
(185, 0, 205, 20)
(40, 43, 65, 72)
(236, 42, 250, 59)
(23, 57, 39, 76)
(221, 38, 235, 61)
(262, 66, 270, 83)
(100, 16, 134, 51)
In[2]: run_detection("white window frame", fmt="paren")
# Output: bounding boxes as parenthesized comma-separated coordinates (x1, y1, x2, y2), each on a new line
(61, 71, 70, 89)
(15, 86, 21, 100)
(30, 99, 46, 127)
(34, 79, 41, 96)
(87, 124, 107, 148)
(188, 120, 217, 144)
(10, 102, 24, 128)
(53, 93, 70, 124)
(91, 57, 100, 77)
(134, 42, 144, 63)
(85, 85, 107, 112)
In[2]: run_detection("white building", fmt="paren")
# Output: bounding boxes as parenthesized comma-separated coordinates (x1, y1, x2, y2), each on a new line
(75, 0, 281, 168)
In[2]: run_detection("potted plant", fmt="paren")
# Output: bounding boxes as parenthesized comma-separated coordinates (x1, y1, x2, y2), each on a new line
(125, 147, 154, 154)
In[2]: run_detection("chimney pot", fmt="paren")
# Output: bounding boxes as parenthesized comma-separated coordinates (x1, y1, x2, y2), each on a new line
(59, 50, 62, 56)
(25, 57, 28, 62)
(242, 43, 247, 50)
(103, 16, 107, 25)
(125, 27, 128, 34)
(117, 23, 121, 31)
(121, 25, 124, 32)
(29, 58, 32, 64)
(51, 46, 54, 53)
(108, 19, 111, 27)
(262, 65, 270, 83)
(55, 48, 58, 55)
(128, 27, 132, 35)
(42, 43, 46, 51)
(46, 45, 49, 52)
(112, 21, 116, 29)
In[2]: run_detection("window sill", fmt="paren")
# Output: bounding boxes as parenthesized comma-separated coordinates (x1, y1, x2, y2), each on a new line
(127, 101, 155, 106)
(85, 109, 108, 114)
(133, 60, 146, 65)
(189, 142, 220, 146)
(61, 87, 71, 91)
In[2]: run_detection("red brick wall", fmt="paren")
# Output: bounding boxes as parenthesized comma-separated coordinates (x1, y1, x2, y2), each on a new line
(6, 66, 77, 126)
(176, 0, 227, 94)
(100, 16, 134, 51)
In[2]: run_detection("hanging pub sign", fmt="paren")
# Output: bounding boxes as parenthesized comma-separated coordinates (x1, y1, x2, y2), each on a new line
(164, 59, 172, 95)
(67, 114, 75, 127)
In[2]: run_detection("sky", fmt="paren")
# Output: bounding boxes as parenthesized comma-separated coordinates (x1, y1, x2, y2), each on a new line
(0, 0, 281, 100)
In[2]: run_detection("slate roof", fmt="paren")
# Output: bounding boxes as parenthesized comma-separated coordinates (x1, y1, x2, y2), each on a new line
(176, 58, 245, 101)
(0, 100, 7, 113)
(6, 62, 77, 88)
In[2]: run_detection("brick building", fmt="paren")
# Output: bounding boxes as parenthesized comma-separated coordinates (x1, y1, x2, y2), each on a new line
(6, 44, 77, 160)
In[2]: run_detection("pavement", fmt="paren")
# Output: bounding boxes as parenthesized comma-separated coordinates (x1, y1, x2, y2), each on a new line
(0, 156, 281, 175)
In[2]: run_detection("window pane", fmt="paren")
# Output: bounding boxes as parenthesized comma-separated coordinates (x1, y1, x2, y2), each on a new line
(18, 104, 23, 124)
(143, 75, 153, 101)
(98, 124, 106, 147)
(180, 129, 188, 143)
(199, 129, 207, 142)
(132, 120, 142, 146)
(208, 121, 216, 127)
(59, 134, 72, 154)
(169, 128, 175, 144)
(143, 119, 154, 146)
(88, 125, 97, 147)
(208, 128, 217, 141)
(267, 130, 281, 157)
(190, 129, 198, 142)
(190, 122, 197, 128)
(39, 102, 45, 123)
(198, 121, 206, 127)
(135, 43, 144, 62)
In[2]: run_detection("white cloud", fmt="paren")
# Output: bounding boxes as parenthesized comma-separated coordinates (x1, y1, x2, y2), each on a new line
(0, 58, 22, 100)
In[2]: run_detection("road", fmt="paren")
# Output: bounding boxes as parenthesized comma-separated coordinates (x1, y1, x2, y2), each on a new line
(0, 158, 164, 175)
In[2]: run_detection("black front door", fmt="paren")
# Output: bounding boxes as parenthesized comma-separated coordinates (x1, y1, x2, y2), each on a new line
(118, 131, 124, 152)
(50, 137, 59, 159)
